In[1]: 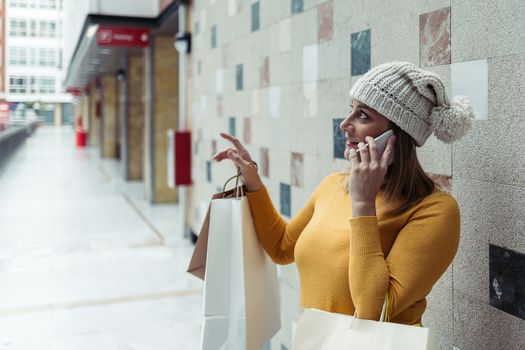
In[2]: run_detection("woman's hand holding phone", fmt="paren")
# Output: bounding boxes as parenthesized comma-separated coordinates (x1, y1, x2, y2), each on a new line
(347, 130, 396, 217)
(212, 132, 264, 192)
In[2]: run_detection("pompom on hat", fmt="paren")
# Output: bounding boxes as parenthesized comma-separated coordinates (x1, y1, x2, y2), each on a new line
(349, 62, 474, 146)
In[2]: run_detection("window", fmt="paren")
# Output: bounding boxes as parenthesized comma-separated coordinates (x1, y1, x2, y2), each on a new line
(39, 20, 56, 38)
(38, 77, 56, 93)
(9, 76, 27, 93)
(40, 0, 57, 9)
(39, 48, 56, 67)
(10, 19, 27, 37)
(9, 47, 28, 65)
(30, 20, 37, 37)
(30, 48, 37, 66)
(8, 0, 27, 8)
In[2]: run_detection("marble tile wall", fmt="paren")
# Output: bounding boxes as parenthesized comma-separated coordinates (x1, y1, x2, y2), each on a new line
(185, 1, 525, 348)
(127, 53, 145, 181)
(101, 75, 119, 159)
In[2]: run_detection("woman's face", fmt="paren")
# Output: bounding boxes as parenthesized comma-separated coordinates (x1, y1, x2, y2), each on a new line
(340, 99, 391, 160)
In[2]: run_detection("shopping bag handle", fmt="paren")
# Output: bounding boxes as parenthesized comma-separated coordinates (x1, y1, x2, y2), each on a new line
(353, 293, 390, 322)
(222, 167, 244, 198)
(221, 162, 258, 198)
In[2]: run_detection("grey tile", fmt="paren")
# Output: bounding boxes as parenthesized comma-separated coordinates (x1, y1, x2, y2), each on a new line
(291, 0, 303, 15)
(454, 290, 525, 350)
(236, 64, 243, 91)
(206, 160, 212, 183)
(251, 1, 260, 32)
(280, 183, 291, 217)
(211, 25, 217, 49)
(332, 118, 345, 159)
(350, 29, 371, 76)
(450, 0, 525, 62)
(228, 116, 236, 136)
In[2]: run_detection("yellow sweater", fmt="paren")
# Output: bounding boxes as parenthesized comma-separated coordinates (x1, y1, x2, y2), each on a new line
(246, 172, 460, 325)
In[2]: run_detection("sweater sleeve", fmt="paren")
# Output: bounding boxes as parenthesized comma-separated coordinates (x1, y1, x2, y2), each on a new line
(348, 193, 461, 321)
(246, 177, 328, 264)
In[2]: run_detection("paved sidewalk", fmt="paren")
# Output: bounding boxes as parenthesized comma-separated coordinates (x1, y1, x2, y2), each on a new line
(0, 126, 202, 349)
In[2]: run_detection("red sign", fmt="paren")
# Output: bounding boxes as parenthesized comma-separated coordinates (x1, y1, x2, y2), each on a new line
(66, 87, 82, 96)
(96, 26, 150, 48)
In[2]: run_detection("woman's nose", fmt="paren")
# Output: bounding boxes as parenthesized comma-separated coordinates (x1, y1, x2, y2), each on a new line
(340, 115, 353, 132)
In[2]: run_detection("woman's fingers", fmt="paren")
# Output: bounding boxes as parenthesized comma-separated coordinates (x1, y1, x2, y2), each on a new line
(365, 136, 379, 164)
(380, 135, 396, 168)
(357, 142, 369, 165)
(212, 148, 234, 162)
(220, 132, 249, 153)
(226, 149, 250, 169)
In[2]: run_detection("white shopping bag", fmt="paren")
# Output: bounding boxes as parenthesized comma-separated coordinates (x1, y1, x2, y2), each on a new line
(202, 196, 281, 350)
(292, 308, 437, 350)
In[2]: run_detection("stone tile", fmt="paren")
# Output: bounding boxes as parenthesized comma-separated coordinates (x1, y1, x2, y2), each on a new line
(235, 64, 243, 91)
(280, 183, 291, 217)
(291, 152, 304, 188)
(251, 89, 262, 118)
(452, 115, 524, 187)
(351, 29, 371, 76)
(278, 18, 292, 53)
(422, 266, 453, 349)
(333, 118, 345, 159)
(451, 59, 488, 120)
(427, 173, 452, 194)
(454, 290, 525, 350)
(269, 86, 280, 119)
(215, 69, 224, 94)
(453, 177, 525, 302)
(291, 0, 304, 15)
(451, 0, 525, 62)
(419, 7, 451, 67)
(489, 244, 525, 321)
(260, 147, 270, 178)
(243, 117, 251, 145)
(251, 1, 260, 32)
(210, 24, 217, 49)
(487, 54, 525, 123)
(302, 82, 317, 118)
(211, 140, 217, 158)
(302, 44, 318, 82)
(260, 56, 270, 87)
(317, 1, 333, 42)
(194, 20, 200, 35)
(228, 116, 236, 136)
(206, 160, 212, 183)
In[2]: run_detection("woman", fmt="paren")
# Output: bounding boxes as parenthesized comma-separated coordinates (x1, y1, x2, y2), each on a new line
(212, 62, 474, 325)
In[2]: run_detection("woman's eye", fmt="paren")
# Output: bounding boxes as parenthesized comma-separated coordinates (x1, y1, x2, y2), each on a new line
(358, 112, 368, 119)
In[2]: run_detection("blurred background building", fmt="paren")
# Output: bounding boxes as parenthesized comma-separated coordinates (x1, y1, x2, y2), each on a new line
(2, 0, 73, 125)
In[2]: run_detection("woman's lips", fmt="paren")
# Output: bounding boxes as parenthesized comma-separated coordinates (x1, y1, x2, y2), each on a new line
(346, 141, 360, 147)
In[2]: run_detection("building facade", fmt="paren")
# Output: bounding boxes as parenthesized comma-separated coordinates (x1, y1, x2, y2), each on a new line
(0, 0, 5, 97)
(4, 0, 72, 123)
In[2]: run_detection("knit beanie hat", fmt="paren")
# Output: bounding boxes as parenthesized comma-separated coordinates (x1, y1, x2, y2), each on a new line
(349, 62, 474, 147)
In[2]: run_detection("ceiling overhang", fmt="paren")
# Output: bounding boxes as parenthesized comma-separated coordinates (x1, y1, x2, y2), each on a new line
(64, 1, 181, 91)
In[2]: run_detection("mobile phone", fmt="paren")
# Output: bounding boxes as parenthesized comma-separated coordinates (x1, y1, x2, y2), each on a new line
(356, 129, 394, 162)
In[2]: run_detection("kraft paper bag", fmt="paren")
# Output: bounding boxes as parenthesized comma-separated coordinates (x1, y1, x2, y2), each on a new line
(292, 307, 437, 350)
(201, 196, 281, 350)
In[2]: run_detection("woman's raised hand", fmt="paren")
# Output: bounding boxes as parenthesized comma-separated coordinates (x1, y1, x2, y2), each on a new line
(212, 132, 263, 192)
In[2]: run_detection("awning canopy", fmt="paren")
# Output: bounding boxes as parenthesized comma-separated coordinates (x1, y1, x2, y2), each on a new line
(64, 2, 180, 90)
